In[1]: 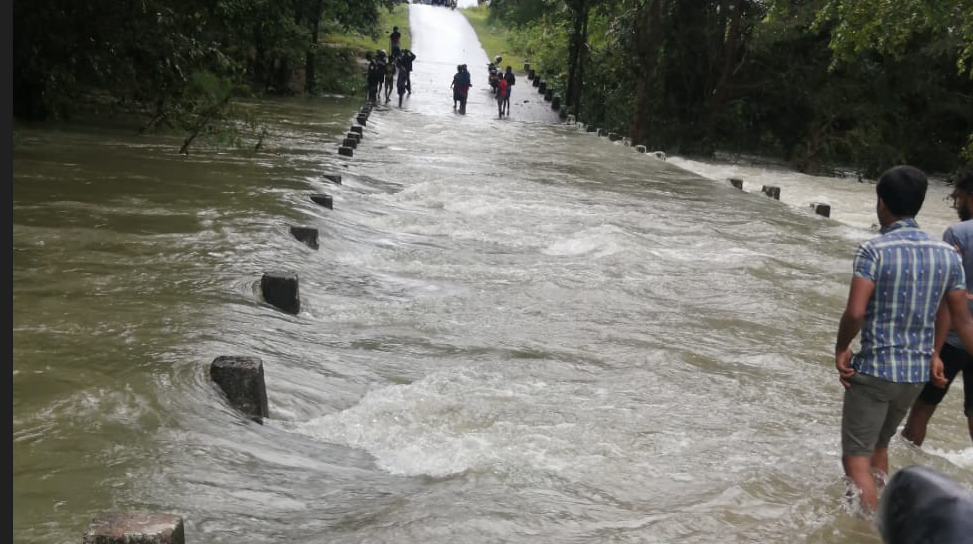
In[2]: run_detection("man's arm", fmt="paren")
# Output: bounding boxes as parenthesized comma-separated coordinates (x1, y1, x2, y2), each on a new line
(939, 288, 973, 385)
(835, 276, 874, 387)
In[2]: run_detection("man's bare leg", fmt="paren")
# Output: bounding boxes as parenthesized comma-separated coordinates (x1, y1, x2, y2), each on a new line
(901, 400, 938, 446)
(843, 454, 879, 513)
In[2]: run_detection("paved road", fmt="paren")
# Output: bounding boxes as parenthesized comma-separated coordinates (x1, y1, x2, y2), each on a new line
(397, 3, 562, 124)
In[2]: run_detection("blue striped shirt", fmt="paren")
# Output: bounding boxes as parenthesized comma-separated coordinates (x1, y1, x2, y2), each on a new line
(852, 218, 966, 383)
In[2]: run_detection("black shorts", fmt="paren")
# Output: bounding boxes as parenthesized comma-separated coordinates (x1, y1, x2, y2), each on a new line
(917, 342, 973, 416)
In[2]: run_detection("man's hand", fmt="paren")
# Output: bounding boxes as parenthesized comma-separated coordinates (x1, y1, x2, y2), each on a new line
(835, 348, 856, 388)
(930, 355, 948, 388)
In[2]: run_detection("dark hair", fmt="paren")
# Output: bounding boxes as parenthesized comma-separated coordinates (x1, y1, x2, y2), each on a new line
(955, 168, 973, 194)
(876, 165, 928, 217)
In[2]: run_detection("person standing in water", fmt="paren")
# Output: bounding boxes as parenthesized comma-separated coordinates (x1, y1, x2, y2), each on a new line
(833, 164, 973, 514)
(901, 168, 973, 447)
(502, 66, 515, 114)
(496, 75, 508, 117)
(450, 64, 471, 114)
(389, 26, 402, 59)
(395, 53, 410, 108)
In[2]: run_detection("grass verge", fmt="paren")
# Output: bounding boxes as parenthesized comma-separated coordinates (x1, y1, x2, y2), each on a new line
(460, 6, 527, 73)
(326, 4, 412, 55)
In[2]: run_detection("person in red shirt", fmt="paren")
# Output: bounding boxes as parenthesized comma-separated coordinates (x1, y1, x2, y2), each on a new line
(497, 76, 508, 117)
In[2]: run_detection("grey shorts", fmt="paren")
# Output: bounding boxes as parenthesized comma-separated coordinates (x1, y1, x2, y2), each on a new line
(841, 372, 924, 457)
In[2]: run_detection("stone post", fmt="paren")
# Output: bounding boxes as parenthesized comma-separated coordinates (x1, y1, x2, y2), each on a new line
(729, 178, 744, 190)
(310, 193, 333, 209)
(762, 185, 781, 200)
(83, 512, 185, 544)
(210, 356, 269, 423)
(338, 146, 354, 157)
(289, 226, 319, 249)
(261, 271, 300, 314)
(810, 202, 831, 217)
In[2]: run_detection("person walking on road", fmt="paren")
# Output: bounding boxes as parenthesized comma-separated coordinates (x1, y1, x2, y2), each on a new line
(450, 64, 471, 114)
(502, 66, 515, 114)
(901, 168, 973, 447)
(395, 53, 411, 108)
(389, 26, 402, 59)
(497, 75, 508, 117)
(833, 164, 973, 514)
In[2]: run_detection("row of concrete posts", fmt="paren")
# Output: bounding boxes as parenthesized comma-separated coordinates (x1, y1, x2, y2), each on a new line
(81, 101, 380, 544)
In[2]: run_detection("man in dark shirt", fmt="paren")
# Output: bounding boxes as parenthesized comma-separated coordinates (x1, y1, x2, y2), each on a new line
(389, 27, 402, 59)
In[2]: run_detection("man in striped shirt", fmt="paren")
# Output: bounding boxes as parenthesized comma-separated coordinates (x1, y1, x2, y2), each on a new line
(834, 165, 973, 513)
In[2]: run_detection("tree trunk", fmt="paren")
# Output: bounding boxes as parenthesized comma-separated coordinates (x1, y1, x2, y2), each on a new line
(703, 0, 746, 139)
(305, 0, 325, 94)
(629, 0, 665, 147)
(565, 0, 587, 116)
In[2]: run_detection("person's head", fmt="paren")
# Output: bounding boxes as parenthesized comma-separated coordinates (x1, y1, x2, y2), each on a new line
(457, 64, 463, 72)
(875, 165, 928, 224)
(506, 66, 512, 73)
(393, 26, 398, 32)
(950, 168, 973, 221)
(366, 52, 373, 61)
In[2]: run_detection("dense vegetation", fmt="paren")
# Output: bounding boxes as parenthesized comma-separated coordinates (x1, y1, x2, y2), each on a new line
(13, 0, 972, 175)
(486, 0, 973, 177)
(13, 0, 401, 151)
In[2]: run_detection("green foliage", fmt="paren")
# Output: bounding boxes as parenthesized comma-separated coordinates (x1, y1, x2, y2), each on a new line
(813, 0, 973, 78)
(462, 6, 529, 69)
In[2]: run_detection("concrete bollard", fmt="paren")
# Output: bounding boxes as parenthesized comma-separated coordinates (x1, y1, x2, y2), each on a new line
(210, 356, 269, 423)
(350, 125, 363, 137)
(356, 115, 367, 126)
(84, 512, 185, 544)
(729, 177, 744, 190)
(342, 138, 357, 149)
(762, 185, 781, 200)
(558, 107, 568, 120)
(810, 202, 831, 217)
(310, 193, 333, 209)
(597, 128, 608, 137)
(551, 96, 561, 110)
(652, 151, 667, 160)
(323, 174, 342, 184)
(528, 69, 535, 80)
(524, 62, 531, 73)
(346, 132, 361, 143)
(533, 77, 540, 87)
(567, 114, 576, 124)
(359, 106, 371, 115)
(261, 271, 300, 314)
(338, 146, 354, 157)
(538, 81, 547, 94)
(586, 125, 598, 133)
(289, 226, 319, 250)
(544, 89, 553, 101)
(608, 133, 622, 142)
(635, 145, 647, 153)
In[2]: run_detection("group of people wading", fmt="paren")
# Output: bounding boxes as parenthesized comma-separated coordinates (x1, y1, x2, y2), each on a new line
(365, 27, 416, 108)
(365, 36, 516, 116)
(450, 56, 516, 116)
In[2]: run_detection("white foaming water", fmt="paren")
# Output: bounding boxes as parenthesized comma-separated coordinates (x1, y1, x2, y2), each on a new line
(668, 155, 958, 237)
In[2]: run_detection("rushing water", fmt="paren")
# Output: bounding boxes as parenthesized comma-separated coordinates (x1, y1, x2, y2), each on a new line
(13, 7, 972, 544)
